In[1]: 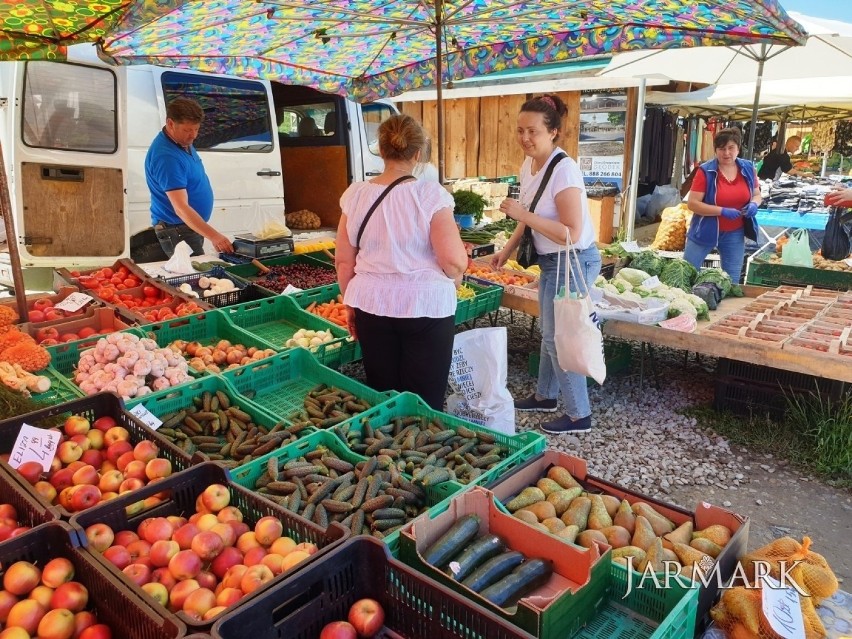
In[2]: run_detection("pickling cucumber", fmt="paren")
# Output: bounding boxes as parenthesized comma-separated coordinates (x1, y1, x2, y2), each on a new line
(479, 559, 553, 608)
(461, 550, 525, 592)
(447, 534, 506, 582)
(421, 514, 481, 568)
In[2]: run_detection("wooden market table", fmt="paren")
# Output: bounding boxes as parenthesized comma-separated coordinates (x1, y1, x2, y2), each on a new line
(501, 285, 852, 384)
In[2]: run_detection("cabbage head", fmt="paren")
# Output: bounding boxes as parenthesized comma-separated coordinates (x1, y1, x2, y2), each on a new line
(694, 267, 732, 298)
(660, 259, 698, 292)
(629, 250, 664, 276)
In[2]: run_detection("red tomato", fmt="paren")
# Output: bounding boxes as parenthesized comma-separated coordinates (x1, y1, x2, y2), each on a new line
(69, 270, 81, 278)
(117, 266, 129, 277)
(97, 287, 115, 301)
(124, 278, 138, 288)
(120, 293, 134, 301)
(100, 267, 114, 278)
(116, 284, 126, 290)
(79, 276, 99, 289)
(110, 275, 124, 285)
(142, 285, 158, 298)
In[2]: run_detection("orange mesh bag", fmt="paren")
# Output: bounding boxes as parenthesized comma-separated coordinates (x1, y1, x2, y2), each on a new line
(710, 585, 828, 639)
(742, 537, 838, 604)
(0, 305, 18, 330)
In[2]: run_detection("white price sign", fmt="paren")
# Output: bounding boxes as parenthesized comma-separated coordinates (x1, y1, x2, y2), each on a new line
(129, 404, 163, 430)
(761, 576, 806, 639)
(280, 284, 303, 295)
(9, 424, 60, 471)
(54, 292, 94, 313)
(619, 241, 641, 253)
(641, 276, 661, 289)
(844, 258, 852, 268)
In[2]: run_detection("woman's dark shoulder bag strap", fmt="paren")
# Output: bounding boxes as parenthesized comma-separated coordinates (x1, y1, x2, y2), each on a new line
(528, 152, 568, 212)
(355, 176, 414, 252)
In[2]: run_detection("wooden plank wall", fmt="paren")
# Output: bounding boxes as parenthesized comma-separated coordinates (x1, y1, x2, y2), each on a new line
(400, 92, 583, 180)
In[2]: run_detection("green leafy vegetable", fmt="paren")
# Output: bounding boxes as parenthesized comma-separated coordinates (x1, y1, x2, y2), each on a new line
(629, 250, 664, 277)
(615, 267, 651, 287)
(693, 267, 732, 298)
(660, 259, 698, 292)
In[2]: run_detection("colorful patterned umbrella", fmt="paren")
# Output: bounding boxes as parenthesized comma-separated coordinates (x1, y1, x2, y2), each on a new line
(0, 0, 135, 60)
(101, 1, 808, 103)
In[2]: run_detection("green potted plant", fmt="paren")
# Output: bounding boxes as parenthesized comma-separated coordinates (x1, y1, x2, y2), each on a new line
(452, 190, 488, 229)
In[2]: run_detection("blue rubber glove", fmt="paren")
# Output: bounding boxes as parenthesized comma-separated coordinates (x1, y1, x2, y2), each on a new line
(720, 207, 741, 220)
(742, 202, 759, 218)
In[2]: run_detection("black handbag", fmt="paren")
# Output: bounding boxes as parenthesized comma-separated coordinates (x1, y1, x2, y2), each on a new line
(516, 152, 568, 268)
(822, 206, 852, 261)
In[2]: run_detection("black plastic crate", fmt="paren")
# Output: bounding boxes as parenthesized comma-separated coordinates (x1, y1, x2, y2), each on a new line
(716, 359, 847, 399)
(164, 267, 266, 308)
(211, 536, 534, 639)
(0, 392, 193, 518)
(713, 379, 790, 420)
(0, 464, 58, 535)
(71, 461, 348, 630)
(0, 522, 185, 638)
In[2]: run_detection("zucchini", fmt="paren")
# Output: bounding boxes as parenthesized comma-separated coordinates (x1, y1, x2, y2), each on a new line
(447, 534, 506, 582)
(461, 551, 525, 592)
(480, 559, 553, 608)
(421, 514, 481, 568)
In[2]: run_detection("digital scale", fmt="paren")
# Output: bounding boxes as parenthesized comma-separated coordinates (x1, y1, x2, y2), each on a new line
(220, 234, 295, 263)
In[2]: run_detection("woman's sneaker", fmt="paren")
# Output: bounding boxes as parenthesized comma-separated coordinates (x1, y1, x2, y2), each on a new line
(539, 414, 592, 434)
(514, 395, 558, 412)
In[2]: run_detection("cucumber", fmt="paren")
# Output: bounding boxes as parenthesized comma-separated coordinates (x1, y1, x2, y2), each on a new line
(479, 559, 553, 608)
(461, 551, 525, 592)
(421, 514, 481, 568)
(447, 534, 506, 582)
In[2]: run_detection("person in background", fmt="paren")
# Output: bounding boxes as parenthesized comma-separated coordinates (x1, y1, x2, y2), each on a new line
(684, 127, 762, 282)
(145, 97, 233, 257)
(491, 94, 601, 435)
(757, 135, 802, 181)
(335, 115, 468, 410)
(825, 186, 852, 207)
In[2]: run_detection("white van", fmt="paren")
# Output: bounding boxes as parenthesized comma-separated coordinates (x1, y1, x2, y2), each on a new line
(0, 45, 396, 289)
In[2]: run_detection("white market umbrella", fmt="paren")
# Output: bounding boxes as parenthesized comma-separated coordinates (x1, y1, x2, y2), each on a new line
(599, 12, 852, 156)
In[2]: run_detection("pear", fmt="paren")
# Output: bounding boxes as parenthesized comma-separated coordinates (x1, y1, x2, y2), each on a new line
(587, 494, 613, 530)
(691, 524, 732, 547)
(638, 537, 665, 574)
(661, 548, 679, 565)
(547, 466, 581, 489)
(613, 499, 636, 535)
(506, 486, 545, 512)
(690, 538, 723, 558)
(720, 588, 762, 636)
(542, 517, 566, 534)
(631, 515, 657, 551)
(672, 542, 712, 568)
(632, 502, 675, 536)
(663, 520, 693, 549)
(600, 495, 621, 518)
(612, 546, 647, 561)
(561, 496, 591, 530)
(514, 510, 539, 525)
(536, 477, 563, 496)
(576, 529, 608, 550)
(556, 524, 579, 544)
(546, 487, 583, 516)
(599, 525, 631, 549)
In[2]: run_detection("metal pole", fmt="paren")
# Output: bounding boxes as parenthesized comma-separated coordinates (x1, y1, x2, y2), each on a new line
(746, 44, 767, 161)
(625, 78, 646, 243)
(434, 0, 445, 184)
(0, 142, 29, 321)
(821, 151, 828, 178)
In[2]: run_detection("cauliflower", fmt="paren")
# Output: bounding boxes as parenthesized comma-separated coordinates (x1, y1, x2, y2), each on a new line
(603, 283, 620, 295)
(613, 280, 634, 294)
(621, 291, 643, 304)
(594, 275, 607, 288)
(668, 298, 698, 318)
(685, 293, 710, 320)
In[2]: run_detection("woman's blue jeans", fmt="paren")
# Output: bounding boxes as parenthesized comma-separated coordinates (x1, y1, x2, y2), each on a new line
(683, 228, 745, 283)
(536, 246, 602, 418)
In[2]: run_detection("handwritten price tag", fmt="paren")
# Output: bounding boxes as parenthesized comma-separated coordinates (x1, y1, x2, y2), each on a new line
(9, 424, 60, 471)
(54, 292, 94, 313)
(761, 575, 805, 639)
(129, 404, 163, 431)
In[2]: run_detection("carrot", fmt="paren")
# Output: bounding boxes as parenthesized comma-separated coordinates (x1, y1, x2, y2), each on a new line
(306, 302, 317, 312)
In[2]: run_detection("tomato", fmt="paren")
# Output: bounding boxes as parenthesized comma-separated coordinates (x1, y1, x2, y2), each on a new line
(79, 276, 99, 289)
(110, 275, 124, 285)
(157, 308, 174, 320)
(142, 285, 159, 298)
(100, 267, 114, 278)
(161, 295, 173, 305)
(119, 293, 134, 301)
(125, 278, 139, 288)
(117, 266, 129, 277)
(97, 287, 115, 301)
(116, 284, 126, 290)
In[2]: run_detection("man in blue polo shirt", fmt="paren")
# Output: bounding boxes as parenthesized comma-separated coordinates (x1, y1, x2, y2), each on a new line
(145, 97, 234, 257)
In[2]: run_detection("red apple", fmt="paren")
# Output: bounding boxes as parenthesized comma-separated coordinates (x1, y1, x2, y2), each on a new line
(253, 516, 283, 547)
(69, 434, 91, 451)
(216, 506, 243, 524)
(138, 517, 174, 545)
(173, 523, 201, 551)
(49, 468, 75, 493)
(141, 582, 169, 607)
(57, 441, 83, 465)
(239, 564, 274, 595)
(49, 581, 88, 613)
(210, 546, 243, 580)
(121, 563, 152, 588)
(348, 598, 385, 637)
(98, 469, 123, 494)
(200, 484, 230, 513)
(84, 523, 115, 552)
(196, 570, 217, 591)
(115, 451, 136, 472)
(126, 539, 151, 562)
(7, 598, 47, 635)
(71, 464, 99, 487)
(118, 478, 144, 494)
(37, 607, 77, 639)
(294, 542, 319, 556)
(242, 546, 267, 567)
(3, 561, 41, 596)
(149, 540, 180, 568)
(195, 512, 218, 532)
(183, 587, 216, 617)
(15, 461, 43, 485)
(221, 565, 248, 590)
(0, 589, 17, 622)
(114, 530, 139, 547)
(92, 416, 118, 432)
(79, 624, 112, 639)
(64, 415, 90, 437)
(320, 621, 358, 639)
(168, 579, 200, 610)
(190, 531, 224, 562)
(215, 586, 243, 608)
(80, 449, 103, 468)
(40, 557, 74, 588)
(145, 458, 172, 481)
(28, 585, 54, 609)
(86, 429, 104, 450)
(69, 484, 101, 511)
(105, 440, 132, 464)
(132, 440, 158, 463)
(0, 504, 16, 520)
(168, 550, 202, 581)
(228, 521, 250, 539)
(103, 426, 130, 447)
(102, 545, 132, 570)
(150, 568, 177, 592)
(73, 610, 97, 637)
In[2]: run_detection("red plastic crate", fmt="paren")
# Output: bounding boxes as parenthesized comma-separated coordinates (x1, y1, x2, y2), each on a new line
(0, 392, 193, 518)
(70, 462, 349, 630)
(0, 521, 185, 638)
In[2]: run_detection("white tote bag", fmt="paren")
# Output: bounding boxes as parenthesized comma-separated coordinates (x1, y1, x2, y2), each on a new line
(553, 232, 607, 385)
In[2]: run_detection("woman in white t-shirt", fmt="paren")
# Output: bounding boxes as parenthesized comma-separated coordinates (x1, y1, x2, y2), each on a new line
(492, 94, 602, 435)
(335, 115, 468, 409)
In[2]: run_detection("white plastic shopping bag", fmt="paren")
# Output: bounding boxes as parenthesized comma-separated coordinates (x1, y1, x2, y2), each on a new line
(554, 233, 606, 385)
(162, 240, 195, 275)
(446, 327, 516, 435)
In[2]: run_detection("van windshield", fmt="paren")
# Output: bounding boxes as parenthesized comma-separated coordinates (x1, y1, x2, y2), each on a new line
(161, 72, 274, 152)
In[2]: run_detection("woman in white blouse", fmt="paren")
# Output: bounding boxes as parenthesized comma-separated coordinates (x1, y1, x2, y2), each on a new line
(335, 115, 468, 409)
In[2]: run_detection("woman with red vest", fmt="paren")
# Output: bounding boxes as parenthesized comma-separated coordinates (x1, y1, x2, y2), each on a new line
(684, 128, 762, 282)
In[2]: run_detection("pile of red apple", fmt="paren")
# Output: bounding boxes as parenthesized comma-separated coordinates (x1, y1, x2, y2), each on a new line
(320, 599, 386, 639)
(0, 504, 31, 543)
(0, 557, 112, 638)
(8, 414, 173, 514)
(25, 297, 88, 326)
(85, 483, 318, 622)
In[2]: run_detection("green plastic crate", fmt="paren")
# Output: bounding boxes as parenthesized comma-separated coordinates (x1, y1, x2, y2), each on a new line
(31, 365, 85, 405)
(456, 281, 503, 325)
(219, 294, 357, 369)
(138, 310, 277, 376)
(287, 283, 362, 361)
(336, 392, 546, 489)
(124, 376, 286, 465)
(573, 562, 699, 639)
(230, 429, 467, 557)
(223, 254, 336, 295)
(220, 348, 390, 425)
(45, 328, 147, 377)
(746, 251, 852, 291)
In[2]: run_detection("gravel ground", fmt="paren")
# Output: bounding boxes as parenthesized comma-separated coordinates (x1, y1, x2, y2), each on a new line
(342, 308, 852, 583)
